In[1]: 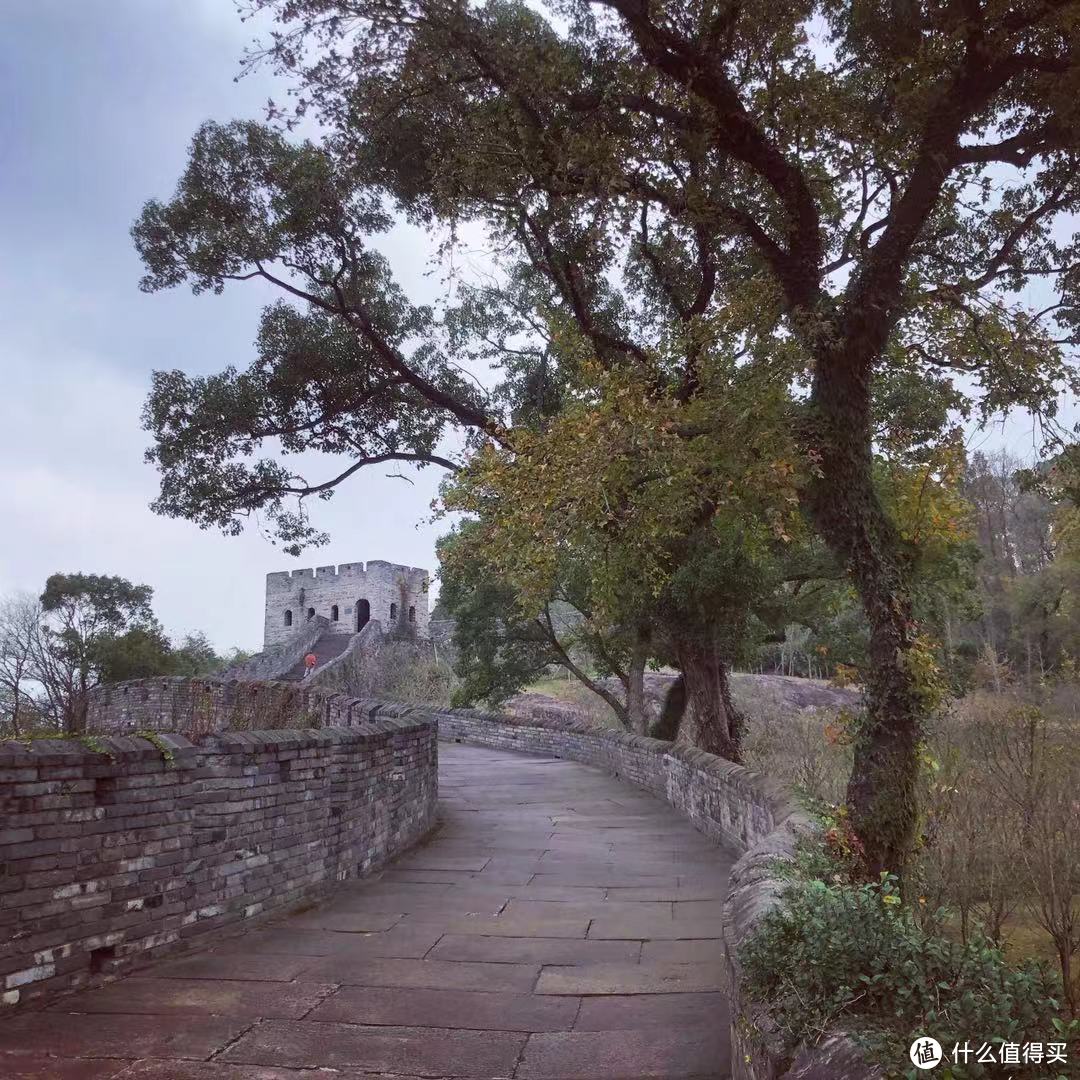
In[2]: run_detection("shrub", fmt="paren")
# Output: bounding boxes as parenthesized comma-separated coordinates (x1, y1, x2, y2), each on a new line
(741, 870, 1077, 1079)
(336, 639, 458, 706)
(741, 697, 852, 805)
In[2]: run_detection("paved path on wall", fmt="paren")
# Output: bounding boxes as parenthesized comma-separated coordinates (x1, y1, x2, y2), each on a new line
(0, 743, 735, 1080)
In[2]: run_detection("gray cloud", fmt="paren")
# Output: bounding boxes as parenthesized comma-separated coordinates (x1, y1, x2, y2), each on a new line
(1, 1, 451, 652)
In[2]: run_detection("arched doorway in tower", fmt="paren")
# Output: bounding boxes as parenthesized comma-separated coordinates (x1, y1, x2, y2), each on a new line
(356, 599, 370, 631)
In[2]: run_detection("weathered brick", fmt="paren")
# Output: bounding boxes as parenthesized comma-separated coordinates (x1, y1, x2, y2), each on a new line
(1, 714, 437, 1010)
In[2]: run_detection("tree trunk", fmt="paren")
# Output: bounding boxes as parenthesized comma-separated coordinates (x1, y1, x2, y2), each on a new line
(649, 676, 686, 741)
(807, 347, 928, 878)
(626, 630, 649, 735)
(672, 632, 743, 762)
(1056, 940, 1076, 1017)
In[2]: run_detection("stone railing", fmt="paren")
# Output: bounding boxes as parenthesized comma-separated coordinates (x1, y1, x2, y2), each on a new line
(0, 713, 437, 1009)
(352, 700, 874, 1080)
(218, 615, 329, 681)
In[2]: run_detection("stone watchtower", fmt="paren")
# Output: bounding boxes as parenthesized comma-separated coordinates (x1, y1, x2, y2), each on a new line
(263, 561, 430, 649)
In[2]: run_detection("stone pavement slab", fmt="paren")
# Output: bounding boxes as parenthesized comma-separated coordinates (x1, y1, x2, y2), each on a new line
(0, 1012, 247, 1060)
(113, 1065, 412, 1080)
(47, 976, 334, 1018)
(445, 912, 592, 937)
(575, 991, 730, 1029)
(300, 954, 541, 991)
(149, 953, 317, 982)
(517, 1029, 729, 1079)
(642, 938, 727, 964)
(309, 985, 579, 1031)
(219, 1020, 527, 1076)
(429, 933, 641, 965)
(0, 741, 734, 1078)
(587, 914, 725, 939)
(536, 961, 725, 995)
(0, 1059, 132, 1080)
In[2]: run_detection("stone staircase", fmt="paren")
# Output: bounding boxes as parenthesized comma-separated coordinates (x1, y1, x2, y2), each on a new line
(280, 632, 355, 681)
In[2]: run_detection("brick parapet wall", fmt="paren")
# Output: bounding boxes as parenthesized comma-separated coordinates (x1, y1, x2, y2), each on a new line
(0, 717, 437, 1009)
(86, 677, 375, 737)
(353, 700, 873, 1080)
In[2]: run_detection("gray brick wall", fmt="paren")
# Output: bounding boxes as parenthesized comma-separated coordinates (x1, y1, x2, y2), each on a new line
(0, 718, 437, 1010)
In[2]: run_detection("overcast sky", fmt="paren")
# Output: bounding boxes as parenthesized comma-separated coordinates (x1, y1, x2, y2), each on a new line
(2, 3, 1072, 656)
(1, 1, 453, 653)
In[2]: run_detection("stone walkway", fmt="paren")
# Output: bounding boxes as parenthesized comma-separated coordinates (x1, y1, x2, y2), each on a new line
(0, 743, 734, 1079)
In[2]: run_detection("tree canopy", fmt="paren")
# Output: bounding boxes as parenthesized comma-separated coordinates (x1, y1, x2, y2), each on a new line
(134, 0, 1080, 872)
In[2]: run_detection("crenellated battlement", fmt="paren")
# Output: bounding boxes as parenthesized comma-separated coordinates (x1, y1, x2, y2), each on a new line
(266, 561, 429, 588)
(263, 558, 430, 648)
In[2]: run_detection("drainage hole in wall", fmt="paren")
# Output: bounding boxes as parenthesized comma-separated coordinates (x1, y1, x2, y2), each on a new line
(89, 946, 116, 974)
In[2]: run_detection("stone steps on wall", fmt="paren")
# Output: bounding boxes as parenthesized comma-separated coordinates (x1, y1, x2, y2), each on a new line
(280, 632, 355, 681)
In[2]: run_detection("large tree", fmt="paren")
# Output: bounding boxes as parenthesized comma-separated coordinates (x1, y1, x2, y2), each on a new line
(135, 0, 1080, 872)
(37, 573, 162, 731)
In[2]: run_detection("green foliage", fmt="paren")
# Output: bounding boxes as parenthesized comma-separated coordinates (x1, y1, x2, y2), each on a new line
(40, 571, 159, 674)
(742, 868, 1076, 1079)
(40, 572, 154, 627)
(77, 734, 113, 759)
(133, 729, 177, 766)
(438, 525, 564, 706)
(95, 625, 174, 683)
(167, 632, 229, 676)
(133, 119, 480, 554)
(138, 0, 1080, 863)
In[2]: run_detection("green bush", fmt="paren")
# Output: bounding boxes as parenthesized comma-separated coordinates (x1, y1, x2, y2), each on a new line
(741, 872, 1077, 1079)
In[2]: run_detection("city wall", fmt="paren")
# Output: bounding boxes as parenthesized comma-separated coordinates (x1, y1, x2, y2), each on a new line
(357, 700, 874, 1080)
(0, 714, 437, 1008)
(7, 675, 872, 1076)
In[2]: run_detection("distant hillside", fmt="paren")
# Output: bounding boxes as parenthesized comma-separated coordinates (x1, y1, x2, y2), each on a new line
(507, 671, 861, 730)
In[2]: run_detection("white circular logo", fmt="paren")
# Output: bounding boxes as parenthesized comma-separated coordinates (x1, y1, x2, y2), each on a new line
(909, 1036, 943, 1070)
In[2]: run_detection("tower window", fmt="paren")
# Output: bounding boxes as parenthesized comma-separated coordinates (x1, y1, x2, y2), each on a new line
(331, 604, 339, 622)
(284, 610, 293, 627)
(389, 603, 397, 620)
(408, 606, 416, 623)
(307, 607, 315, 620)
